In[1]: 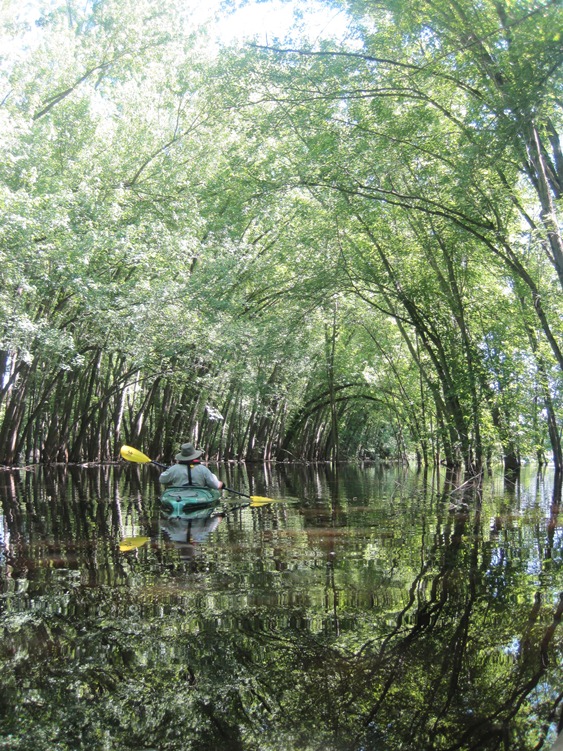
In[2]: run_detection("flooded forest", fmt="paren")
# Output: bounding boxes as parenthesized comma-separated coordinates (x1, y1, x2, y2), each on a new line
(1, 0, 563, 749)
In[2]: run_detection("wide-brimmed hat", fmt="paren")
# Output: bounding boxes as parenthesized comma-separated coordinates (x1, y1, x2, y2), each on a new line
(175, 443, 203, 462)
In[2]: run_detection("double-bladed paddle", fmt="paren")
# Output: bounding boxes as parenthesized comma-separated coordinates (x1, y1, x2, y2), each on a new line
(119, 445, 275, 506)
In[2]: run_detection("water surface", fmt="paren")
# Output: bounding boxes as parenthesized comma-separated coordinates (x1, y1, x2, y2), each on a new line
(1, 463, 562, 750)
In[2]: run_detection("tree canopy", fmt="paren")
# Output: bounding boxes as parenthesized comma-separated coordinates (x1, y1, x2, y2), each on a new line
(0, 0, 562, 471)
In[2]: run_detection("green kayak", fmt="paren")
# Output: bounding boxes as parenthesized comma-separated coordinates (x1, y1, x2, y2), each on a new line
(160, 486, 221, 517)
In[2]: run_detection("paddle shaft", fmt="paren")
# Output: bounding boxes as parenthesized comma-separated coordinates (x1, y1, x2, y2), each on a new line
(223, 486, 252, 500)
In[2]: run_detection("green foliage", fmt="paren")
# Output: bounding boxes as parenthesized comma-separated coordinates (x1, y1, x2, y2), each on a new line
(0, 0, 561, 467)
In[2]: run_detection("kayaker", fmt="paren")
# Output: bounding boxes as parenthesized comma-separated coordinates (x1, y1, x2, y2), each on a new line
(159, 443, 225, 490)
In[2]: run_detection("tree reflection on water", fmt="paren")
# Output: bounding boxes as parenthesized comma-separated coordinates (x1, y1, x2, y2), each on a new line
(0, 463, 562, 750)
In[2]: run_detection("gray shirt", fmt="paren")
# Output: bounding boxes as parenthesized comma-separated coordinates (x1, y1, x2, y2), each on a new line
(159, 462, 222, 489)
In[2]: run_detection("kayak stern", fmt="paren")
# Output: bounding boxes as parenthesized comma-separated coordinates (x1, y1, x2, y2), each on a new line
(160, 486, 221, 517)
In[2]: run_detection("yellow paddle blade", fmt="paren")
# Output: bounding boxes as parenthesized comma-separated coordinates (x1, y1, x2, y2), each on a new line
(119, 536, 150, 552)
(249, 495, 276, 507)
(120, 445, 152, 464)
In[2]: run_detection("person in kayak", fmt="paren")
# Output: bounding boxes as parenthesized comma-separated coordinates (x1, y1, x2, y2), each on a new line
(159, 443, 225, 490)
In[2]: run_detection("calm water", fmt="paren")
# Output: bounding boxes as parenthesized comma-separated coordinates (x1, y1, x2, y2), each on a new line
(1, 462, 562, 751)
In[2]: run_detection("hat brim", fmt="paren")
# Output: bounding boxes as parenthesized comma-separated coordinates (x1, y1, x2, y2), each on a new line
(175, 450, 203, 462)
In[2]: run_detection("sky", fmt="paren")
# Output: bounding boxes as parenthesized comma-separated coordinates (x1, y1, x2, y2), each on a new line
(6, 0, 351, 51)
(211, 0, 350, 46)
